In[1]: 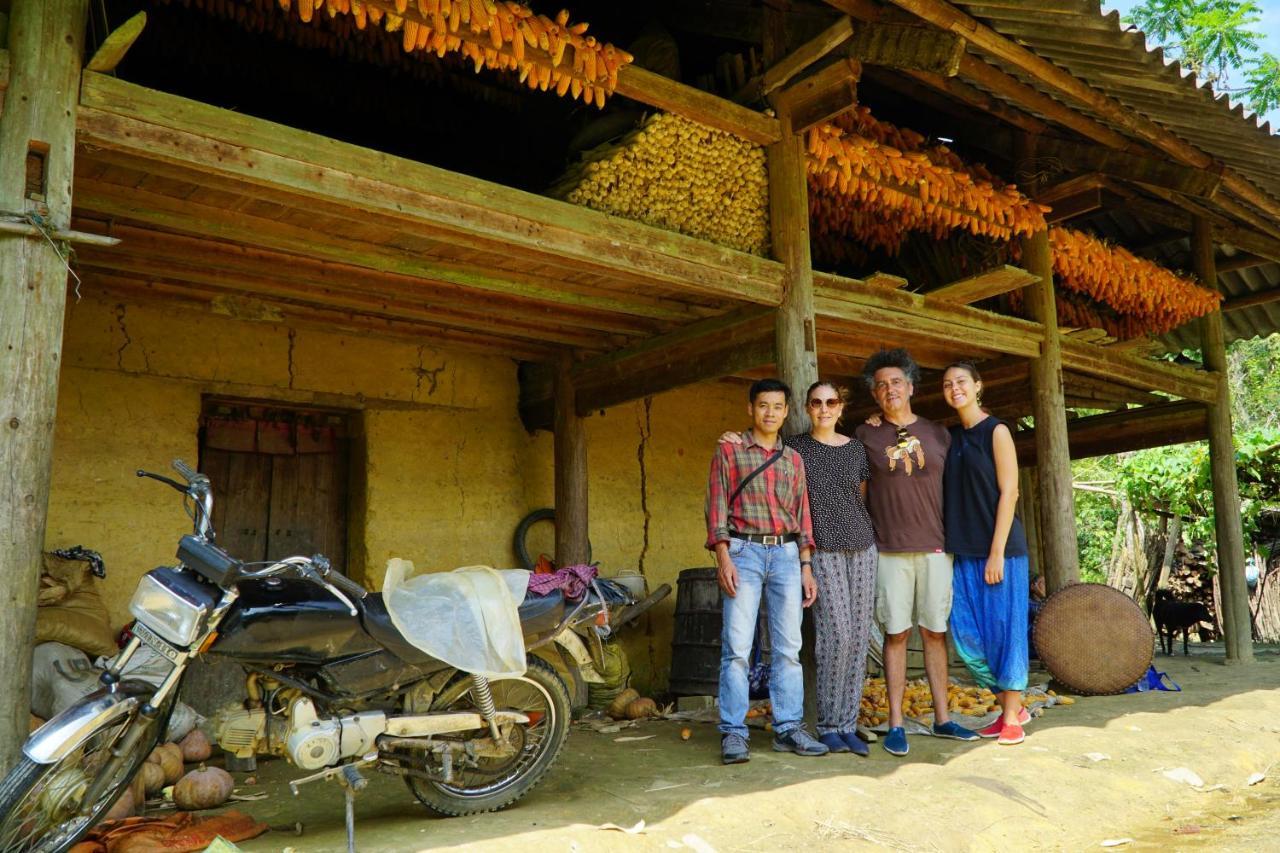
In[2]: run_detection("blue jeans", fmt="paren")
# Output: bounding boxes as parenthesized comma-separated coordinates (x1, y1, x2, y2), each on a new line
(718, 538, 804, 739)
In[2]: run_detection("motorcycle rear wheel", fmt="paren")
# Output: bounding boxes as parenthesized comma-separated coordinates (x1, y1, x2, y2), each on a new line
(0, 703, 160, 853)
(403, 656, 570, 817)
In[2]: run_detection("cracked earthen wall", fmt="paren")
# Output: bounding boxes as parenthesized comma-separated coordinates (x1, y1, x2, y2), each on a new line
(46, 294, 743, 692)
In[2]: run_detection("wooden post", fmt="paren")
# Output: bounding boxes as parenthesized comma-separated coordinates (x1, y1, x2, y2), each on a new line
(1018, 466, 1043, 581)
(0, 0, 89, 772)
(553, 357, 590, 566)
(1020, 226, 1080, 593)
(1192, 216, 1253, 664)
(1016, 135, 1079, 593)
(765, 6, 819, 435)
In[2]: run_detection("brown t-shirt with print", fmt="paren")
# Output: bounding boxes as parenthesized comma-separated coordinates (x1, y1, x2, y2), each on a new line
(854, 417, 950, 553)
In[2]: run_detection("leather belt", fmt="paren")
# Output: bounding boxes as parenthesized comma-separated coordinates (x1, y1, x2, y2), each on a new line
(729, 532, 798, 546)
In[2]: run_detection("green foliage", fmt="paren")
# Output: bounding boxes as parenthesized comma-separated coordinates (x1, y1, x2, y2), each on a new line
(1073, 457, 1120, 582)
(1228, 333, 1280, 431)
(1123, 0, 1278, 115)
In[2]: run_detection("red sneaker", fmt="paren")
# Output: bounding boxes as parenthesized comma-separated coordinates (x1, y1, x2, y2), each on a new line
(976, 707, 1031, 738)
(998, 723, 1025, 745)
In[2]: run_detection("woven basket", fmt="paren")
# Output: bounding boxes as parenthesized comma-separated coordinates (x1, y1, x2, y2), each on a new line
(1033, 583, 1154, 695)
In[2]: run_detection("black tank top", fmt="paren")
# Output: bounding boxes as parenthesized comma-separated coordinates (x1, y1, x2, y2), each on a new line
(943, 416, 1028, 558)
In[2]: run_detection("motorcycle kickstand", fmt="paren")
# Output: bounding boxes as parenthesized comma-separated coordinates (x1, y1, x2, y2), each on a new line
(339, 764, 367, 853)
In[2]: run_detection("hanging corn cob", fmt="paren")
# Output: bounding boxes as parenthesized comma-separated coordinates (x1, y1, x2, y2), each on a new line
(550, 112, 770, 255)
(264, 0, 630, 105)
(807, 107, 1048, 258)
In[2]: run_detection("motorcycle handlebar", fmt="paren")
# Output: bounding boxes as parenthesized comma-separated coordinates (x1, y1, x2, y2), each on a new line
(325, 567, 368, 600)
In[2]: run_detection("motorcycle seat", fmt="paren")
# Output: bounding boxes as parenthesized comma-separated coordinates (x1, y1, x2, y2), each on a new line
(358, 592, 436, 666)
(518, 589, 566, 639)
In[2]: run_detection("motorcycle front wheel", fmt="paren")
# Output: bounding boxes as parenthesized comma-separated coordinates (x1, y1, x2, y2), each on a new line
(0, 702, 161, 853)
(403, 655, 571, 817)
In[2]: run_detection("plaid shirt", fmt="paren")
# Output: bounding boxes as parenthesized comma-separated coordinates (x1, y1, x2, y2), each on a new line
(705, 430, 815, 551)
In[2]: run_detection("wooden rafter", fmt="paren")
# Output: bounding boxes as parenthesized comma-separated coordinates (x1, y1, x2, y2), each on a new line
(924, 264, 1039, 304)
(1059, 337, 1218, 403)
(1015, 401, 1209, 465)
(773, 58, 861, 133)
(1034, 136, 1223, 200)
(759, 16, 856, 98)
(1224, 285, 1280, 312)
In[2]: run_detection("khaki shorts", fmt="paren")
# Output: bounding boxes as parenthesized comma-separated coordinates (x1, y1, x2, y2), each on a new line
(875, 551, 954, 635)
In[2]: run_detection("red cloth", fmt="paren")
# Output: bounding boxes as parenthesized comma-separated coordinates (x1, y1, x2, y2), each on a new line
(704, 431, 814, 551)
(526, 564, 596, 601)
(71, 810, 268, 853)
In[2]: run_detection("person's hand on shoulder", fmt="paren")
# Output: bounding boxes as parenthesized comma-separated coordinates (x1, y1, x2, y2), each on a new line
(864, 413, 882, 427)
(718, 430, 744, 445)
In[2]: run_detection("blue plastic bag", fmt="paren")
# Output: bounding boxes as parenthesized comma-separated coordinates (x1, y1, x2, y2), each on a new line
(1125, 665, 1181, 693)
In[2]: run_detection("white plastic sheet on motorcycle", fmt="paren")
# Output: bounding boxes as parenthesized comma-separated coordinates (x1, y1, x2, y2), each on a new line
(383, 560, 531, 679)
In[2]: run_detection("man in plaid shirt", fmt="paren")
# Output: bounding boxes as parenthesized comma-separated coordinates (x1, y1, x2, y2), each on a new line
(705, 378, 825, 764)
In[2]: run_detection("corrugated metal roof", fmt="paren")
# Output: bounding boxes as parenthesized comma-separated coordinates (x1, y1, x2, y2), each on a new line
(944, 0, 1280, 342)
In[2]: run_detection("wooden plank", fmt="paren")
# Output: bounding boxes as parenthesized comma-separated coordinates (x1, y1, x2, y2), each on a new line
(1194, 216, 1253, 663)
(1014, 401, 1208, 465)
(759, 16, 856, 98)
(1034, 136, 1224, 200)
(0, 0, 89, 771)
(924, 264, 1038, 304)
(614, 65, 780, 145)
(77, 73, 784, 304)
(1121, 197, 1280, 264)
(72, 179, 711, 325)
(85, 10, 145, 73)
(1224, 284, 1280, 312)
(847, 21, 965, 76)
(1059, 337, 1218, 403)
(882, 0, 1280, 224)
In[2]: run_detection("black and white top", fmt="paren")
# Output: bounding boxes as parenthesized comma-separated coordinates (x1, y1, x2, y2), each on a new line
(785, 433, 876, 553)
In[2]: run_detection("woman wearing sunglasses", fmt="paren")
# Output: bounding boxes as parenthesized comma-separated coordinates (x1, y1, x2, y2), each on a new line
(940, 361, 1030, 745)
(720, 380, 877, 755)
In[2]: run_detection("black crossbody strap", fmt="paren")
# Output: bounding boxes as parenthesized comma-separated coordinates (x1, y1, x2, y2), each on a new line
(728, 447, 784, 508)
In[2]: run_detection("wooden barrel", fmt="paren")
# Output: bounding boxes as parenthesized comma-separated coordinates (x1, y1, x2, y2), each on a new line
(668, 568, 723, 696)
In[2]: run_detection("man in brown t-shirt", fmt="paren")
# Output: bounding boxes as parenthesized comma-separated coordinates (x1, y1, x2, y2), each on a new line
(854, 348, 978, 757)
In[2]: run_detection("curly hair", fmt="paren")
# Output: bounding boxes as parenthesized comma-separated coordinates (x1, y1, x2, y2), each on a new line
(862, 348, 921, 391)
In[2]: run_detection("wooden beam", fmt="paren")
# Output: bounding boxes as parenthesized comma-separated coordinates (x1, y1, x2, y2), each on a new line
(1216, 253, 1270, 273)
(1034, 136, 1224, 200)
(1059, 337, 1218, 403)
(77, 73, 784, 304)
(772, 58, 861, 133)
(613, 65, 780, 145)
(519, 307, 777, 429)
(0, 0, 89, 773)
(1224, 284, 1280, 312)
(847, 21, 965, 76)
(924, 264, 1038, 304)
(1014, 401, 1208, 465)
(759, 15, 856, 98)
(1121, 197, 1280, 264)
(85, 10, 146, 73)
(884, 0, 1280, 224)
(1195, 215, 1253, 663)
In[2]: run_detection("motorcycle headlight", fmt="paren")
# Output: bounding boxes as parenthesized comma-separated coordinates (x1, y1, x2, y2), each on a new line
(129, 568, 214, 647)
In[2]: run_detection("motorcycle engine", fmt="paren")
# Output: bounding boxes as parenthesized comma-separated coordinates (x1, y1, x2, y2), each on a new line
(211, 707, 290, 759)
(285, 697, 387, 770)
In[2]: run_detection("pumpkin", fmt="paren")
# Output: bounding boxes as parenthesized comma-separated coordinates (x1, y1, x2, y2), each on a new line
(129, 769, 147, 810)
(29, 715, 45, 733)
(156, 743, 185, 785)
(173, 764, 234, 811)
(607, 688, 639, 719)
(104, 789, 135, 822)
(139, 761, 166, 795)
(624, 697, 658, 720)
(179, 729, 213, 763)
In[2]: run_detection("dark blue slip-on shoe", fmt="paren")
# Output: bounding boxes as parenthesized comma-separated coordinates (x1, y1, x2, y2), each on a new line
(840, 731, 870, 756)
(819, 732, 851, 753)
(932, 720, 980, 741)
(883, 726, 909, 756)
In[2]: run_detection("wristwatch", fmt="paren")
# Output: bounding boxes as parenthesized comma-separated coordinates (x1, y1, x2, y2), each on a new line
(800, 560, 812, 568)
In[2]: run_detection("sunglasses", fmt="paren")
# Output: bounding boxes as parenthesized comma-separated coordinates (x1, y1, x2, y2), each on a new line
(807, 397, 843, 408)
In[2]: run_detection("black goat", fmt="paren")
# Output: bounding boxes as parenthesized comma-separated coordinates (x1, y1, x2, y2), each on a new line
(1153, 590, 1215, 656)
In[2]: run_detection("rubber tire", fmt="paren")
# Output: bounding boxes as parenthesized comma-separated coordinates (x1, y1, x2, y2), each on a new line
(405, 656, 571, 817)
(0, 707, 160, 853)
(513, 508, 592, 571)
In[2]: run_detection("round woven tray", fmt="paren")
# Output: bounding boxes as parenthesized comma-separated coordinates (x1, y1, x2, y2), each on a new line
(1033, 583, 1154, 695)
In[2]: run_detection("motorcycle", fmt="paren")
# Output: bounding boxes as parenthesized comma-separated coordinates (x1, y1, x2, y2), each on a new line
(0, 460, 595, 852)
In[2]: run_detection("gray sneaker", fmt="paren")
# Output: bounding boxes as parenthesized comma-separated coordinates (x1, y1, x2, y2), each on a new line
(721, 733, 750, 764)
(772, 727, 830, 756)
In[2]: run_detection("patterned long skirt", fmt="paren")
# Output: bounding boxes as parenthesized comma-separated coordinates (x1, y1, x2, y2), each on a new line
(810, 545, 878, 735)
(950, 554, 1030, 693)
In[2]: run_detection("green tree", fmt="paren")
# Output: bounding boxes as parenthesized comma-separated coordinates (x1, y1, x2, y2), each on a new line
(1124, 0, 1278, 115)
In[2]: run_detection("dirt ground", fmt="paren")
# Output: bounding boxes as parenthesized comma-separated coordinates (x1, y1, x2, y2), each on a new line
(208, 644, 1280, 852)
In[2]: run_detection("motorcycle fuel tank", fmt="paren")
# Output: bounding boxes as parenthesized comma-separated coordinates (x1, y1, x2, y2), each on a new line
(209, 578, 379, 664)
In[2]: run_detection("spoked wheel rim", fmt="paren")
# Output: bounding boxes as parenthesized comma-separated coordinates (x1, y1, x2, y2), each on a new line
(0, 716, 138, 853)
(432, 675, 558, 798)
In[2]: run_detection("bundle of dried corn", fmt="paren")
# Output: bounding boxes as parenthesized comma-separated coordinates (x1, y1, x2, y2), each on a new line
(551, 112, 770, 255)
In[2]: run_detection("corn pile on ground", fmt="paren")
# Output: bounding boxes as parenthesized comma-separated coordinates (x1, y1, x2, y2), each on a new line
(858, 677, 1074, 728)
(552, 112, 770, 255)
